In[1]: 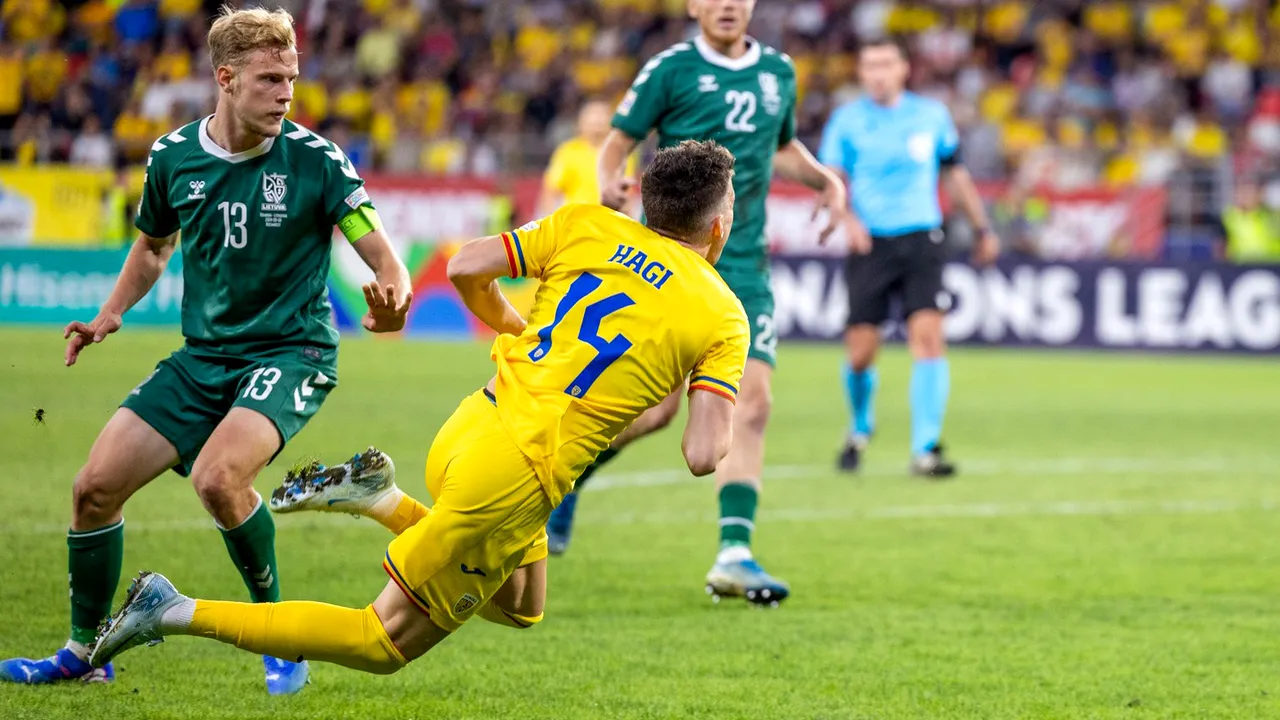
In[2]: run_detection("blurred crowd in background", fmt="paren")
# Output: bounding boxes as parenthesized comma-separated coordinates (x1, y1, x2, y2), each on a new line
(5, 0, 1280, 254)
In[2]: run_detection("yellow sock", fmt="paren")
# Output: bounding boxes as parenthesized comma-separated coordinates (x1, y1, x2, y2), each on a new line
(188, 600, 407, 674)
(476, 601, 543, 630)
(369, 491, 431, 535)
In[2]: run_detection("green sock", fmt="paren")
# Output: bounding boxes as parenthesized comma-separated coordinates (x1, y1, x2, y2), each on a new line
(718, 482, 757, 549)
(219, 498, 281, 603)
(68, 519, 125, 645)
(573, 447, 619, 492)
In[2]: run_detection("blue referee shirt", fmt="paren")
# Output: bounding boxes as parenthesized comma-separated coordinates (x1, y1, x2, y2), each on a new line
(818, 92, 961, 237)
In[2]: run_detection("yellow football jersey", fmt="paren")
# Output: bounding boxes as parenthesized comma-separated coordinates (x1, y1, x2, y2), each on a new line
(491, 203, 749, 506)
(542, 137, 638, 206)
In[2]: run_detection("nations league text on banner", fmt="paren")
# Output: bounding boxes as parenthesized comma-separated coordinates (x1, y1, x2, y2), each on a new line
(773, 256, 1280, 354)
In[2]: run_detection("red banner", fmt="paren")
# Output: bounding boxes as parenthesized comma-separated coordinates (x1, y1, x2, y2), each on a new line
(362, 175, 1167, 260)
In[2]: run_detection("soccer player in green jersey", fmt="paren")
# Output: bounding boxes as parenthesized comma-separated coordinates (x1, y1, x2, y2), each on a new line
(0, 7, 411, 693)
(544, 0, 852, 606)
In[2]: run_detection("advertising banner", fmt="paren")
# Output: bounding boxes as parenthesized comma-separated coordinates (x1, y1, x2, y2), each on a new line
(0, 167, 115, 246)
(0, 247, 184, 325)
(763, 181, 1168, 260)
(772, 256, 1280, 353)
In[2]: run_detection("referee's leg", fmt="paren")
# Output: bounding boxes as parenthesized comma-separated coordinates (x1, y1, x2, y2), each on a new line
(838, 245, 891, 471)
(903, 230, 955, 476)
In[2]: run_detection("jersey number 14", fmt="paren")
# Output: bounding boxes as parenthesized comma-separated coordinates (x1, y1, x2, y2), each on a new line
(528, 272, 634, 398)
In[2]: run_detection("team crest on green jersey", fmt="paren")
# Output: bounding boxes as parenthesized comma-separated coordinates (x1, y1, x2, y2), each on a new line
(759, 72, 781, 115)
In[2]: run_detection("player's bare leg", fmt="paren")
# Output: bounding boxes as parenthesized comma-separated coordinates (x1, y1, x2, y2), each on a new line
(1, 409, 176, 685)
(189, 407, 311, 693)
(705, 359, 790, 607)
(838, 324, 881, 472)
(905, 309, 955, 477)
(547, 386, 683, 554)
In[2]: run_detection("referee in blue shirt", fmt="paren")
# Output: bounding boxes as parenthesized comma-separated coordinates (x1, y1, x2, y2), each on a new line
(818, 38, 999, 477)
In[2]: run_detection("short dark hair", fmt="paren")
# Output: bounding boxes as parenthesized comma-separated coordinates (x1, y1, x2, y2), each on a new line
(858, 36, 910, 61)
(640, 140, 735, 238)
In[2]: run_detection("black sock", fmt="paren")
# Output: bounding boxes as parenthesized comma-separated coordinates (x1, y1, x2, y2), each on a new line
(574, 447, 620, 492)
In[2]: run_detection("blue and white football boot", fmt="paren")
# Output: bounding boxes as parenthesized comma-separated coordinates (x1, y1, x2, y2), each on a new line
(90, 571, 309, 695)
(705, 549, 790, 608)
(0, 647, 114, 684)
(89, 571, 182, 668)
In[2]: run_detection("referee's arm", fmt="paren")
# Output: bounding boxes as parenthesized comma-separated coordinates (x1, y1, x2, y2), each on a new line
(938, 145, 999, 266)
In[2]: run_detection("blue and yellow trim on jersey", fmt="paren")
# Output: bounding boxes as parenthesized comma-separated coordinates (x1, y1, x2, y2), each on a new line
(382, 551, 432, 617)
(689, 376, 738, 403)
(500, 231, 528, 278)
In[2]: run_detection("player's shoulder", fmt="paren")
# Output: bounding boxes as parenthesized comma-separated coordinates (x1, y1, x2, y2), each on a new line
(759, 44, 797, 78)
(145, 118, 203, 170)
(637, 40, 696, 78)
(278, 118, 361, 177)
(905, 91, 952, 118)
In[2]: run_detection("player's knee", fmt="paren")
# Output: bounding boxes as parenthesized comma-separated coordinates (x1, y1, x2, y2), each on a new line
(72, 464, 125, 526)
(191, 463, 250, 516)
(908, 328, 946, 359)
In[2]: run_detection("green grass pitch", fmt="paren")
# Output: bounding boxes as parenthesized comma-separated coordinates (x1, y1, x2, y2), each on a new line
(1, 326, 1278, 719)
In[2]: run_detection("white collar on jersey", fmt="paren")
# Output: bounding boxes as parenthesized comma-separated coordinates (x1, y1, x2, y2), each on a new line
(694, 34, 761, 71)
(198, 115, 275, 163)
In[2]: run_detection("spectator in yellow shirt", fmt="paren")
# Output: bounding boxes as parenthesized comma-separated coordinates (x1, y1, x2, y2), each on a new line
(24, 38, 67, 108)
(152, 34, 192, 81)
(537, 100, 636, 216)
(0, 43, 23, 128)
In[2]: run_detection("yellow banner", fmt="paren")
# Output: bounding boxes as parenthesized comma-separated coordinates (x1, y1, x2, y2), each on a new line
(0, 166, 114, 246)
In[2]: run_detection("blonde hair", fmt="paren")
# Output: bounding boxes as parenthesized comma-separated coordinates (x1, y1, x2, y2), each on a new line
(207, 5, 296, 71)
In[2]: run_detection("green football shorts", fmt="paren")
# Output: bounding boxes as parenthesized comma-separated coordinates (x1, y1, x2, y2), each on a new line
(720, 269, 777, 368)
(120, 344, 338, 476)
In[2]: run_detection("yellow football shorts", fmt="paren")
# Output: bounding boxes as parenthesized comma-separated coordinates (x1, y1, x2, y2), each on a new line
(383, 390, 551, 632)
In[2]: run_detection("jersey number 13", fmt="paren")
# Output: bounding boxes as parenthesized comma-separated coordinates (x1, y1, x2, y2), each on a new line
(218, 201, 248, 248)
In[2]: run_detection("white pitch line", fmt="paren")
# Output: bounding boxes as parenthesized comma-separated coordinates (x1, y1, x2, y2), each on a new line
(586, 455, 1249, 491)
(575, 497, 1279, 527)
(0, 457, 1269, 537)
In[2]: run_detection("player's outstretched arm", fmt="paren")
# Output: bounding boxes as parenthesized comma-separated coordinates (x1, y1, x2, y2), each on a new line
(64, 233, 176, 367)
(773, 139, 853, 246)
(682, 390, 735, 477)
(598, 130, 640, 211)
(447, 236, 528, 336)
(352, 228, 413, 332)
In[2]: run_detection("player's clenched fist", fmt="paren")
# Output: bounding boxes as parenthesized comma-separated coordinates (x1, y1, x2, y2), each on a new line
(600, 177, 635, 211)
(63, 312, 123, 367)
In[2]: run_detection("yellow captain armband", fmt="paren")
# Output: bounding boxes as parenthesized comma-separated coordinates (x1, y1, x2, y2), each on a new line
(338, 205, 383, 243)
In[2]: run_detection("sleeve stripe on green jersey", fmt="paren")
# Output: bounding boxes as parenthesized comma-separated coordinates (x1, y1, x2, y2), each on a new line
(150, 129, 188, 153)
(633, 42, 689, 86)
(285, 124, 360, 180)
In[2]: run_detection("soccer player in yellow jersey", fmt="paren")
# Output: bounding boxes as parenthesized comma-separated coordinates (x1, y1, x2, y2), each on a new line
(537, 99, 638, 215)
(90, 141, 757, 674)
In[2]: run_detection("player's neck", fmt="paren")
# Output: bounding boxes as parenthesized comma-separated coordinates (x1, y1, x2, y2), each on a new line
(207, 111, 269, 154)
(651, 226, 708, 259)
(870, 90, 906, 109)
(699, 32, 749, 59)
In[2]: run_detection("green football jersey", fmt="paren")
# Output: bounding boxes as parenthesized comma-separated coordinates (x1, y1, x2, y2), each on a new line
(137, 116, 372, 357)
(613, 36, 797, 276)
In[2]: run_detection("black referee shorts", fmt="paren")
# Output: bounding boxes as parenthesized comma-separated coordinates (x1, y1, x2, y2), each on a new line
(845, 227, 948, 327)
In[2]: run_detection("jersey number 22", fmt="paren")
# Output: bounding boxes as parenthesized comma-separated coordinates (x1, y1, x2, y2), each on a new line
(528, 272, 634, 398)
